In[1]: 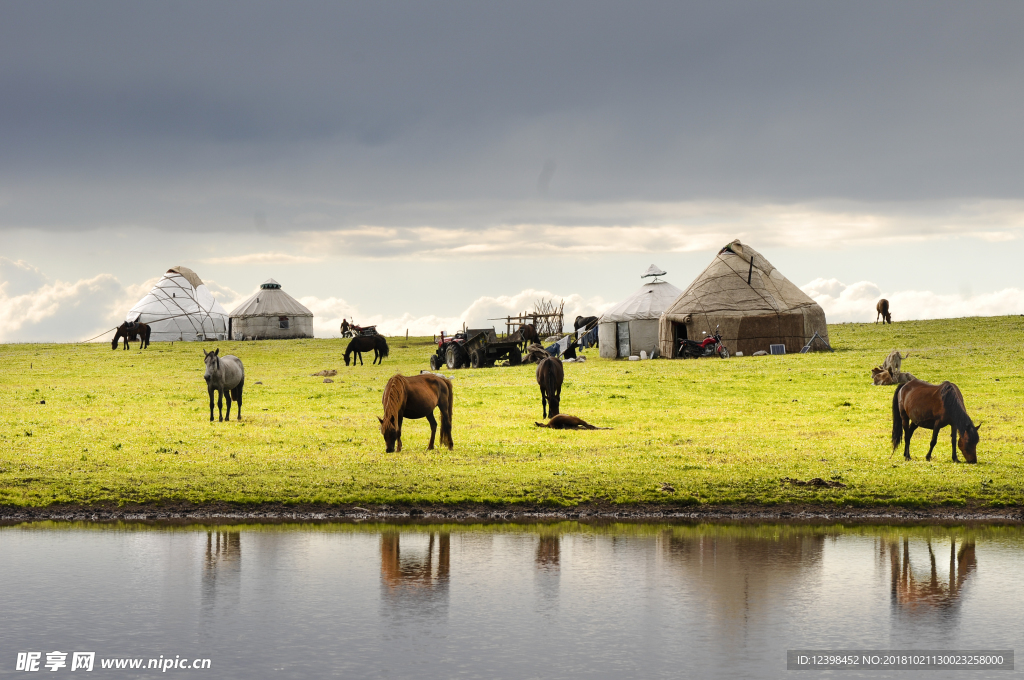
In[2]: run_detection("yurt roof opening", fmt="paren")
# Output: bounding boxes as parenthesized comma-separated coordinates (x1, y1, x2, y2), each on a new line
(229, 279, 314, 339)
(658, 240, 829, 357)
(597, 265, 682, 359)
(126, 266, 229, 341)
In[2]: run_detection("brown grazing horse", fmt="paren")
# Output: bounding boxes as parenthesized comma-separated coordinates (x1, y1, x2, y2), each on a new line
(892, 379, 980, 463)
(876, 299, 892, 324)
(345, 335, 389, 365)
(513, 323, 540, 351)
(378, 373, 453, 452)
(535, 414, 610, 429)
(112, 321, 151, 350)
(536, 356, 563, 418)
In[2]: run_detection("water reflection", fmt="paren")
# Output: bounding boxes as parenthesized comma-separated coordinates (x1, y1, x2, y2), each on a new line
(1, 522, 1020, 680)
(884, 536, 977, 616)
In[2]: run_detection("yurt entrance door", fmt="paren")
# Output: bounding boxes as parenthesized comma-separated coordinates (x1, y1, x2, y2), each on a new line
(616, 322, 631, 358)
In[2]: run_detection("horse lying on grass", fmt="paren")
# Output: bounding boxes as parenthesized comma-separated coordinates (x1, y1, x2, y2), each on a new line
(535, 414, 610, 430)
(892, 379, 980, 463)
(379, 373, 453, 453)
(203, 348, 244, 422)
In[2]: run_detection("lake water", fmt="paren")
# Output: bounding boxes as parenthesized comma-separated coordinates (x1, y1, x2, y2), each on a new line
(1, 522, 1021, 679)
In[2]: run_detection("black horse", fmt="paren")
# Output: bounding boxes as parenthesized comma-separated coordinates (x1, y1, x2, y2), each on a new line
(536, 355, 564, 418)
(574, 315, 599, 347)
(345, 334, 390, 366)
(112, 321, 151, 350)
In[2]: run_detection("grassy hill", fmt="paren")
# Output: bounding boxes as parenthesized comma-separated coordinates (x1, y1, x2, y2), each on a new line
(1, 316, 1022, 509)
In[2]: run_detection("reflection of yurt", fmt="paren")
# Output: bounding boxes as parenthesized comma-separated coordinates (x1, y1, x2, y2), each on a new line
(598, 265, 682, 358)
(659, 240, 829, 357)
(126, 266, 229, 341)
(228, 279, 313, 340)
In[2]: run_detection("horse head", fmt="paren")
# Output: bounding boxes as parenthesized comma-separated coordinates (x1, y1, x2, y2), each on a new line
(378, 415, 399, 452)
(203, 348, 221, 383)
(111, 326, 121, 350)
(958, 422, 980, 464)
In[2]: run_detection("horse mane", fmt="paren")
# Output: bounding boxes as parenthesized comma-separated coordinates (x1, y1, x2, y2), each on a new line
(940, 381, 978, 443)
(382, 374, 407, 425)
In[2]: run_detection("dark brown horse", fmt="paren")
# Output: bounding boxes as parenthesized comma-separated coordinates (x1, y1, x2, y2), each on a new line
(876, 299, 892, 324)
(378, 373, 453, 452)
(513, 323, 540, 352)
(892, 379, 980, 463)
(112, 321, 151, 350)
(345, 335, 389, 365)
(535, 414, 610, 429)
(536, 355, 563, 418)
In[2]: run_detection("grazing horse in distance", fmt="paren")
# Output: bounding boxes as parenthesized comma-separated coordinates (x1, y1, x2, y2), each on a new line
(513, 324, 540, 352)
(892, 379, 980, 463)
(378, 373, 454, 452)
(536, 355, 564, 418)
(345, 335, 388, 366)
(203, 348, 244, 422)
(876, 299, 892, 324)
(112, 321, 151, 350)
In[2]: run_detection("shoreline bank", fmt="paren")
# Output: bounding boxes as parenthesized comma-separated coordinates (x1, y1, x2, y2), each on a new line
(3, 501, 1021, 524)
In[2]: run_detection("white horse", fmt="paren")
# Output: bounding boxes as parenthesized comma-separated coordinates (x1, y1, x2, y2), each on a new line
(203, 349, 245, 422)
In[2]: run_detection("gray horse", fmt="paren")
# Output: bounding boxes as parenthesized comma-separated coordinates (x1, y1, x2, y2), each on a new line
(203, 349, 245, 422)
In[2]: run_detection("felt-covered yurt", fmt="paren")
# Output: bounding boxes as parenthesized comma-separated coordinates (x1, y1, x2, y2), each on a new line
(598, 265, 683, 358)
(658, 240, 829, 357)
(126, 266, 229, 341)
(229, 279, 313, 339)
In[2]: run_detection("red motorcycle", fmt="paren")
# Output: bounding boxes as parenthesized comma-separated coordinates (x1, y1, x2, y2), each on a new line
(677, 326, 730, 359)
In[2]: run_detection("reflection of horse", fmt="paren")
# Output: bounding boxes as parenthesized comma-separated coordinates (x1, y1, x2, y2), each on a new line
(892, 379, 980, 463)
(380, 532, 450, 590)
(345, 335, 389, 365)
(887, 536, 976, 610)
(112, 321, 151, 350)
(536, 356, 563, 418)
(203, 348, 244, 422)
(379, 373, 454, 452)
(876, 299, 892, 324)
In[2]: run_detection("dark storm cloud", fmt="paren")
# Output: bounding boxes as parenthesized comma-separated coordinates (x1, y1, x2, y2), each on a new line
(2, 1, 1024, 231)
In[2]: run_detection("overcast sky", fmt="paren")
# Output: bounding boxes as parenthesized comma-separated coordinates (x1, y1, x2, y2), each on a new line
(2, 1, 1024, 341)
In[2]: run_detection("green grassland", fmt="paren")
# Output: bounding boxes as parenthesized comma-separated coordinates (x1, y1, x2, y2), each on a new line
(1, 316, 1023, 509)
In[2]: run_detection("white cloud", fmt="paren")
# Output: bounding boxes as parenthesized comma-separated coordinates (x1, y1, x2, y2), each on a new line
(301, 288, 613, 338)
(201, 252, 322, 265)
(0, 268, 129, 342)
(803, 278, 1024, 322)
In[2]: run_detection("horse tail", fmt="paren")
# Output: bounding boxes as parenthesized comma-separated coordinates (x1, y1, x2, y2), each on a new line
(891, 383, 904, 451)
(382, 374, 406, 426)
(377, 335, 390, 358)
(440, 376, 454, 449)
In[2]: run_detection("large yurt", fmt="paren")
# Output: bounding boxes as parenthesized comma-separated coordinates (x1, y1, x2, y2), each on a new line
(658, 240, 829, 357)
(598, 265, 683, 358)
(126, 266, 229, 341)
(228, 279, 314, 339)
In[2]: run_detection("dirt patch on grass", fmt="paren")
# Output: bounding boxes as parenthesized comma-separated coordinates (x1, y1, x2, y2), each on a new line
(2, 501, 1021, 525)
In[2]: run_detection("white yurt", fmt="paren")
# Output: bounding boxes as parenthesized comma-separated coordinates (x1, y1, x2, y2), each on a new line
(598, 265, 683, 358)
(229, 279, 314, 339)
(126, 266, 229, 341)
